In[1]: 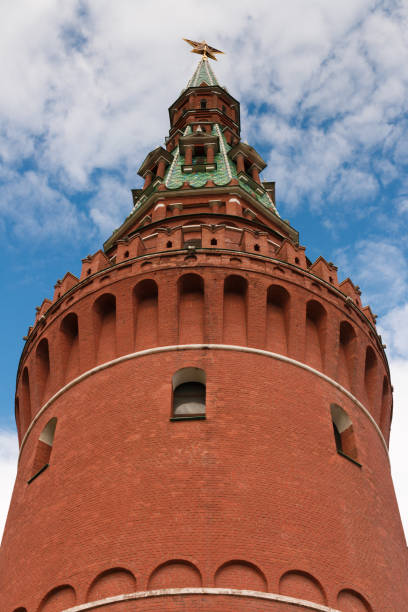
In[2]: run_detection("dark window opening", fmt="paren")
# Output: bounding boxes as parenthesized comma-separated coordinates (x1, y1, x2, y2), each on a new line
(200, 99, 207, 109)
(166, 241, 173, 248)
(171, 367, 206, 420)
(28, 418, 57, 483)
(295, 257, 300, 264)
(173, 382, 206, 417)
(211, 238, 217, 246)
(124, 250, 129, 258)
(222, 104, 226, 113)
(254, 244, 260, 252)
(87, 268, 92, 275)
(330, 404, 360, 466)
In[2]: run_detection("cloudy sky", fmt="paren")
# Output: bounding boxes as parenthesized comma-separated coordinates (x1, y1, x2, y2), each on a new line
(0, 0, 407, 540)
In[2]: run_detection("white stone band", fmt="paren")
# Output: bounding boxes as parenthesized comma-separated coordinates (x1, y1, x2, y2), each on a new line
(63, 587, 341, 611)
(19, 344, 388, 461)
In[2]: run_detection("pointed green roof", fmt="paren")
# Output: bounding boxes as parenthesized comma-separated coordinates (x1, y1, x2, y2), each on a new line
(187, 57, 220, 88)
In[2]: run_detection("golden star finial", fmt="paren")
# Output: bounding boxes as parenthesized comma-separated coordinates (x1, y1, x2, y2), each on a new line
(183, 38, 224, 61)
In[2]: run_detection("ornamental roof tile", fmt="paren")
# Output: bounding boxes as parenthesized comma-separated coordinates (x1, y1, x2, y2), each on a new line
(163, 124, 279, 215)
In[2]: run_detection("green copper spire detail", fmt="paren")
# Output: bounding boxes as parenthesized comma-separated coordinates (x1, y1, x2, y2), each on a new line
(187, 58, 219, 88)
(162, 124, 279, 216)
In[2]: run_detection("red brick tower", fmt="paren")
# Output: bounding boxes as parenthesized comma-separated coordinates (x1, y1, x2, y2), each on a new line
(1, 45, 407, 612)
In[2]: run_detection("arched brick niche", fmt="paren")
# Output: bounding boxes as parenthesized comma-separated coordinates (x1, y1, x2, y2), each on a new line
(279, 570, 327, 605)
(93, 293, 117, 364)
(148, 559, 202, 589)
(305, 300, 326, 372)
(265, 284, 290, 354)
(223, 275, 247, 345)
(134, 279, 158, 350)
(337, 588, 372, 611)
(87, 567, 136, 602)
(15, 398, 21, 446)
(37, 584, 76, 612)
(59, 312, 80, 384)
(35, 338, 50, 406)
(178, 273, 205, 344)
(364, 346, 378, 411)
(338, 320, 356, 390)
(214, 560, 267, 592)
(380, 375, 391, 437)
(21, 367, 31, 432)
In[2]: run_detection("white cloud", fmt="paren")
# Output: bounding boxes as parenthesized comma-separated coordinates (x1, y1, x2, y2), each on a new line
(334, 239, 408, 312)
(0, 0, 406, 217)
(0, 429, 18, 540)
(0, 168, 86, 242)
(89, 176, 132, 236)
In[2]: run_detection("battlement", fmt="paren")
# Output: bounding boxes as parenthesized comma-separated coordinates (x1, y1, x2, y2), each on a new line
(16, 204, 391, 452)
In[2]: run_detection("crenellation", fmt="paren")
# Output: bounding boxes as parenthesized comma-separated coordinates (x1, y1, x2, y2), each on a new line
(15, 247, 391, 443)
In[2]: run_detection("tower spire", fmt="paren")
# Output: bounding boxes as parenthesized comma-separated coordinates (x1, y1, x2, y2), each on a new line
(186, 56, 220, 88)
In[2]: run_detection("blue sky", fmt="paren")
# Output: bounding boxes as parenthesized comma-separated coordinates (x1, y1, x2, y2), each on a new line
(1, 0, 407, 538)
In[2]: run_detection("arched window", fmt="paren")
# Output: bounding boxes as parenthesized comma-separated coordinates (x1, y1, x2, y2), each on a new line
(171, 368, 206, 420)
(330, 404, 360, 465)
(200, 99, 207, 109)
(28, 417, 57, 483)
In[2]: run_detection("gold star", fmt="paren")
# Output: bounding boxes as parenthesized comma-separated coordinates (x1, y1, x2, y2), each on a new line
(183, 38, 224, 61)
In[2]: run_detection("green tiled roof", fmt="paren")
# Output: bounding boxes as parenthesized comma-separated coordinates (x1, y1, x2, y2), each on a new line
(163, 124, 279, 215)
(187, 58, 219, 88)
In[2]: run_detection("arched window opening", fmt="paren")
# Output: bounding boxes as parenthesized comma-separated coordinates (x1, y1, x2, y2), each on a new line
(166, 240, 172, 248)
(36, 338, 50, 405)
(305, 300, 326, 371)
(254, 243, 260, 252)
(93, 293, 117, 363)
(134, 279, 158, 349)
(200, 99, 207, 109)
(28, 417, 57, 483)
(60, 312, 79, 383)
(330, 404, 360, 465)
(171, 368, 206, 420)
(210, 238, 217, 246)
